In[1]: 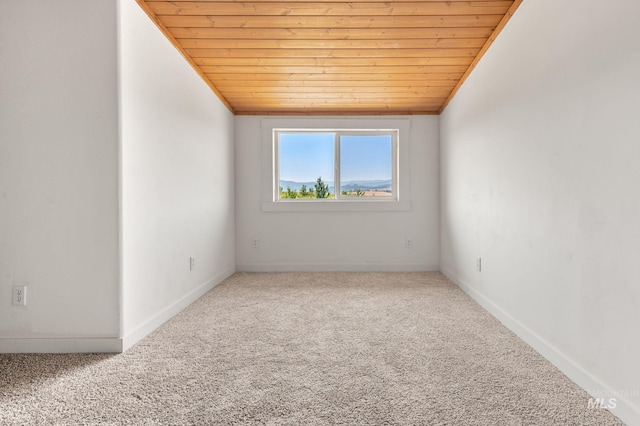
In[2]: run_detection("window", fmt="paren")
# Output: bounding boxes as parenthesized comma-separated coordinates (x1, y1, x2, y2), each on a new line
(274, 129, 398, 201)
(261, 118, 410, 212)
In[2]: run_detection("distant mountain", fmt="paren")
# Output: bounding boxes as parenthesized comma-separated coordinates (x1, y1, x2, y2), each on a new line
(340, 180, 392, 191)
(279, 180, 329, 192)
(279, 179, 391, 192)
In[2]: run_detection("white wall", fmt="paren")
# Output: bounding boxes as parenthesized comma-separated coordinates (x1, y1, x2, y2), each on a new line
(118, 0, 236, 349)
(0, 1, 121, 351)
(235, 116, 440, 271)
(440, 0, 640, 423)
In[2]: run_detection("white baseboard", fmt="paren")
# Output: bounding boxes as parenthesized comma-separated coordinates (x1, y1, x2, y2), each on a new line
(0, 265, 236, 354)
(0, 337, 122, 353)
(122, 263, 235, 352)
(441, 265, 640, 426)
(236, 262, 440, 272)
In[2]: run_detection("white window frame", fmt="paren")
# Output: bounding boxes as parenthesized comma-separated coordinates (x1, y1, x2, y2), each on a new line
(274, 129, 398, 201)
(262, 118, 411, 212)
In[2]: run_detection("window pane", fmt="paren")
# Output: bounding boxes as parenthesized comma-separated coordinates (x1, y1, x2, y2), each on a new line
(339, 134, 393, 197)
(279, 132, 334, 199)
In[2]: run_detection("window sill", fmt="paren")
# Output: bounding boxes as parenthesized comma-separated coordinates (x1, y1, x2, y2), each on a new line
(262, 200, 410, 212)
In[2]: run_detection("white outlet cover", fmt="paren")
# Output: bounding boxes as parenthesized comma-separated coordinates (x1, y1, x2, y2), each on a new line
(12, 285, 27, 306)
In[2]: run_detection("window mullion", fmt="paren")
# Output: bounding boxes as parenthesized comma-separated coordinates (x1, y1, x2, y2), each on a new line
(334, 132, 340, 200)
(392, 131, 398, 200)
(274, 130, 280, 201)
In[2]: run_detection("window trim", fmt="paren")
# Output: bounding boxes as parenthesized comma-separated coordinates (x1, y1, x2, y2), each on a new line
(262, 118, 411, 212)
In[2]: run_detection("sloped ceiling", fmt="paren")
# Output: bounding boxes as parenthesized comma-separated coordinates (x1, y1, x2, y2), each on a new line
(137, 0, 522, 115)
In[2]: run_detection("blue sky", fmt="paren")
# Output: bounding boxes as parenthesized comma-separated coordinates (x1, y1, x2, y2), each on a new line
(339, 135, 392, 181)
(279, 133, 391, 182)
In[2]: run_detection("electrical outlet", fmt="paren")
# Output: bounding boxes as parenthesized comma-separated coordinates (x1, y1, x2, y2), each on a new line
(405, 238, 413, 248)
(12, 285, 27, 306)
(476, 258, 482, 272)
(251, 239, 260, 249)
(190, 257, 195, 271)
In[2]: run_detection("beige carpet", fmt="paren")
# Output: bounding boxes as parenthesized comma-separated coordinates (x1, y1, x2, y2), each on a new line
(0, 272, 623, 425)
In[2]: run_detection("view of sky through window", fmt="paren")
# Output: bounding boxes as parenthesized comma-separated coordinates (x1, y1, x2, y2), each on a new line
(278, 131, 395, 199)
(339, 135, 392, 182)
(279, 134, 392, 181)
(279, 133, 334, 183)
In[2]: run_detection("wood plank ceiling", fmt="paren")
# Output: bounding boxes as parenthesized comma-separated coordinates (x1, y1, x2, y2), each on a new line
(136, 0, 522, 115)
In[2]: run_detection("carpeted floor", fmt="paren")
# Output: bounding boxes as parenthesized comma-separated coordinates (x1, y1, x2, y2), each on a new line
(0, 272, 624, 425)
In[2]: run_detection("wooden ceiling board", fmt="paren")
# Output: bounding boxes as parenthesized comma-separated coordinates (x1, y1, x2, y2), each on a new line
(136, 0, 523, 115)
(204, 73, 464, 81)
(178, 38, 488, 49)
(168, 27, 496, 39)
(146, 2, 513, 16)
(196, 57, 475, 66)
